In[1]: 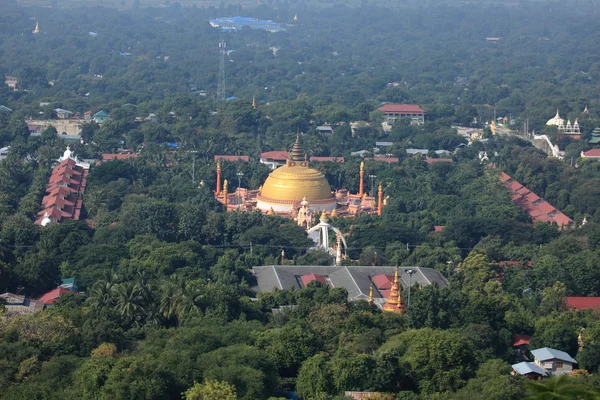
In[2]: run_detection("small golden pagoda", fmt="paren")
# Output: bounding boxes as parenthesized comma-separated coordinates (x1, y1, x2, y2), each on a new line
(382, 266, 405, 313)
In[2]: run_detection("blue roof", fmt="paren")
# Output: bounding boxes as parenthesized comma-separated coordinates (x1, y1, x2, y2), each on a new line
(512, 362, 547, 376)
(226, 96, 237, 101)
(531, 347, 577, 364)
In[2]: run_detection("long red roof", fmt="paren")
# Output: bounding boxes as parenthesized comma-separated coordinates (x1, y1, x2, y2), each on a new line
(378, 104, 425, 114)
(565, 297, 600, 311)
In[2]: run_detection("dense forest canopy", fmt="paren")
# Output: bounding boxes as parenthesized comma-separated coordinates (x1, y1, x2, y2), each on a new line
(2, 1, 600, 399)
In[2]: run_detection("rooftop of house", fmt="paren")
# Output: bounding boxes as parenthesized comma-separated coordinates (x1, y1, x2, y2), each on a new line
(512, 362, 547, 376)
(378, 104, 425, 114)
(583, 148, 600, 157)
(102, 153, 138, 161)
(37, 287, 73, 305)
(252, 265, 448, 301)
(531, 347, 577, 364)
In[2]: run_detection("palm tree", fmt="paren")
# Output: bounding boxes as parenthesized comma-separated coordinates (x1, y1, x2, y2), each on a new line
(87, 280, 115, 310)
(111, 282, 145, 320)
(524, 375, 600, 400)
(159, 276, 203, 324)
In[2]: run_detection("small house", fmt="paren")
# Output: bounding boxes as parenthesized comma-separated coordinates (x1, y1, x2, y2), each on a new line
(93, 110, 109, 124)
(511, 362, 547, 380)
(54, 108, 74, 119)
(531, 347, 577, 376)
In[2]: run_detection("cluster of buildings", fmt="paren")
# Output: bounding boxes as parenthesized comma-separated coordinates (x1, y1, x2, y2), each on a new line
(546, 110, 582, 139)
(499, 171, 573, 229)
(252, 264, 447, 312)
(209, 16, 285, 32)
(512, 347, 578, 379)
(35, 147, 90, 227)
(0, 278, 77, 316)
(27, 109, 109, 141)
(214, 136, 385, 223)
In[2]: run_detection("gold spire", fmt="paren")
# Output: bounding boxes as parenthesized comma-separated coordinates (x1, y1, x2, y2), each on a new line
(578, 329, 584, 352)
(320, 211, 328, 222)
(368, 283, 374, 305)
(360, 161, 364, 172)
(383, 266, 404, 313)
(267, 207, 275, 216)
(289, 134, 305, 162)
(330, 208, 337, 218)
(33, 21, 40, 34)
(252, 96, 256, 109)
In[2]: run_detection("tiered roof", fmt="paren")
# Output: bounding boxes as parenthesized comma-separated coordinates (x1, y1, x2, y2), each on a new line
(35, 148, 89, 226)
(382, 267, 405, 313)
(499, 171, 573, 229)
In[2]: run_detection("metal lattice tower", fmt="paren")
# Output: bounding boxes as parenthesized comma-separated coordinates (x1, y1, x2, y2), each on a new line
(217, 41, 226, 102)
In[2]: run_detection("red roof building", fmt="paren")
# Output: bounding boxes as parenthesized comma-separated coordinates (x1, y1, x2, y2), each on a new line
(499, 171, 573, 230)
(565, 297, 600, 311)
(35, 149, 89, 227)
(38, 287, 72, 305)
(581, 149, 600, 158)
(434, 225, 446, 233)
(310, 156, 345, 163)
(378, 104, 425, 125)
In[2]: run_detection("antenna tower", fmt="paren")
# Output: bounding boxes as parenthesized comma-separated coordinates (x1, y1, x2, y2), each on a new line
(217, 40, 226, 102)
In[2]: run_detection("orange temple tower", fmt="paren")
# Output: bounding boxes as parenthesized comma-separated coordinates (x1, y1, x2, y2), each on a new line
(377, 183, 383, 216)
(382, 266, 405, 313)
(359, 161, 364, 197)
(216, 159, 222, 195)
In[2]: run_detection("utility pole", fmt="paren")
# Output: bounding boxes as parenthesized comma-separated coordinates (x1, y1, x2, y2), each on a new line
(369, 174, 376, 197)
(405, 268, 416, 310)
(217, 41, 226, 102)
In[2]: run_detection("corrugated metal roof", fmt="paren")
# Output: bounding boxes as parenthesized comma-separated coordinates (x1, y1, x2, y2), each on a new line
(512, 362, 547, 376)
(531, 347, 577, 364)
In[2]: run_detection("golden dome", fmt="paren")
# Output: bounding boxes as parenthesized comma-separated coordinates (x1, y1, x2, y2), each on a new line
(330, 208, 338, 218)
(259, 164, 333, 202)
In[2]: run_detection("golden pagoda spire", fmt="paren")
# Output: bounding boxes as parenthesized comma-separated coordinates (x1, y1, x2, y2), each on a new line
(252, 96, 256, 109)
(383, 266, 405, 313)
(578, 329, 585, 352)
(289, 133, 305, 162)
(33, 21, 40, 34)
(267, 207, 275, 216)
(377, 183, 384, 216)
(216, 159, 222, 195)
(222, 180, 228, 210)
(368, 283, 374, 305)
(359, 161, 365, 197)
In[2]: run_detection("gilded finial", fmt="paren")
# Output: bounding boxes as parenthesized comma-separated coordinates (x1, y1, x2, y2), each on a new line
(252, 96, 256, 109)
(368, 283, 374, 305)
(330, 208, 338, 218)
(320, 210, 328, 221)
(217, 159, 221, 169)
(267, 207, 275, 216)
(223, 180, 228, 192)
(378, 183, 383, 193)
(360, 161, 364, 172)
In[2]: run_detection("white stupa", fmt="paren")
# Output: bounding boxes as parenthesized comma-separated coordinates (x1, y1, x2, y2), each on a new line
(546, 110, 565, 126)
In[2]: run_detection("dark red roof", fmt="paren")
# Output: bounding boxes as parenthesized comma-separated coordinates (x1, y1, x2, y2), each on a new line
(565, 297, 600, 311)
(38, 287, 72, 305)
(507, 181, 523, 192)
(499, 172, 512, 183)
(260, 151, 289, 160)
(583, 149, 600, 158)
(214, 155, 250, 162)
(372, 274, 393, 290)
(535, 201, 556, 214)
(301, 274, 327, 287)
(310, 156, 345, 163)
(378, 104, 425, 114)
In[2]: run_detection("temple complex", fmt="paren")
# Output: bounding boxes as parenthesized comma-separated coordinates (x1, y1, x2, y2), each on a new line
(214, 135, 385, 224)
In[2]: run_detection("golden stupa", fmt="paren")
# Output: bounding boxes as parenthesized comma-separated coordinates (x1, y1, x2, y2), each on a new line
(256, 135, 337, 213)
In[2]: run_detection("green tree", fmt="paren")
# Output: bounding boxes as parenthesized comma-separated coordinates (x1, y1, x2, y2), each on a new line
(183, 380, 237, 400)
